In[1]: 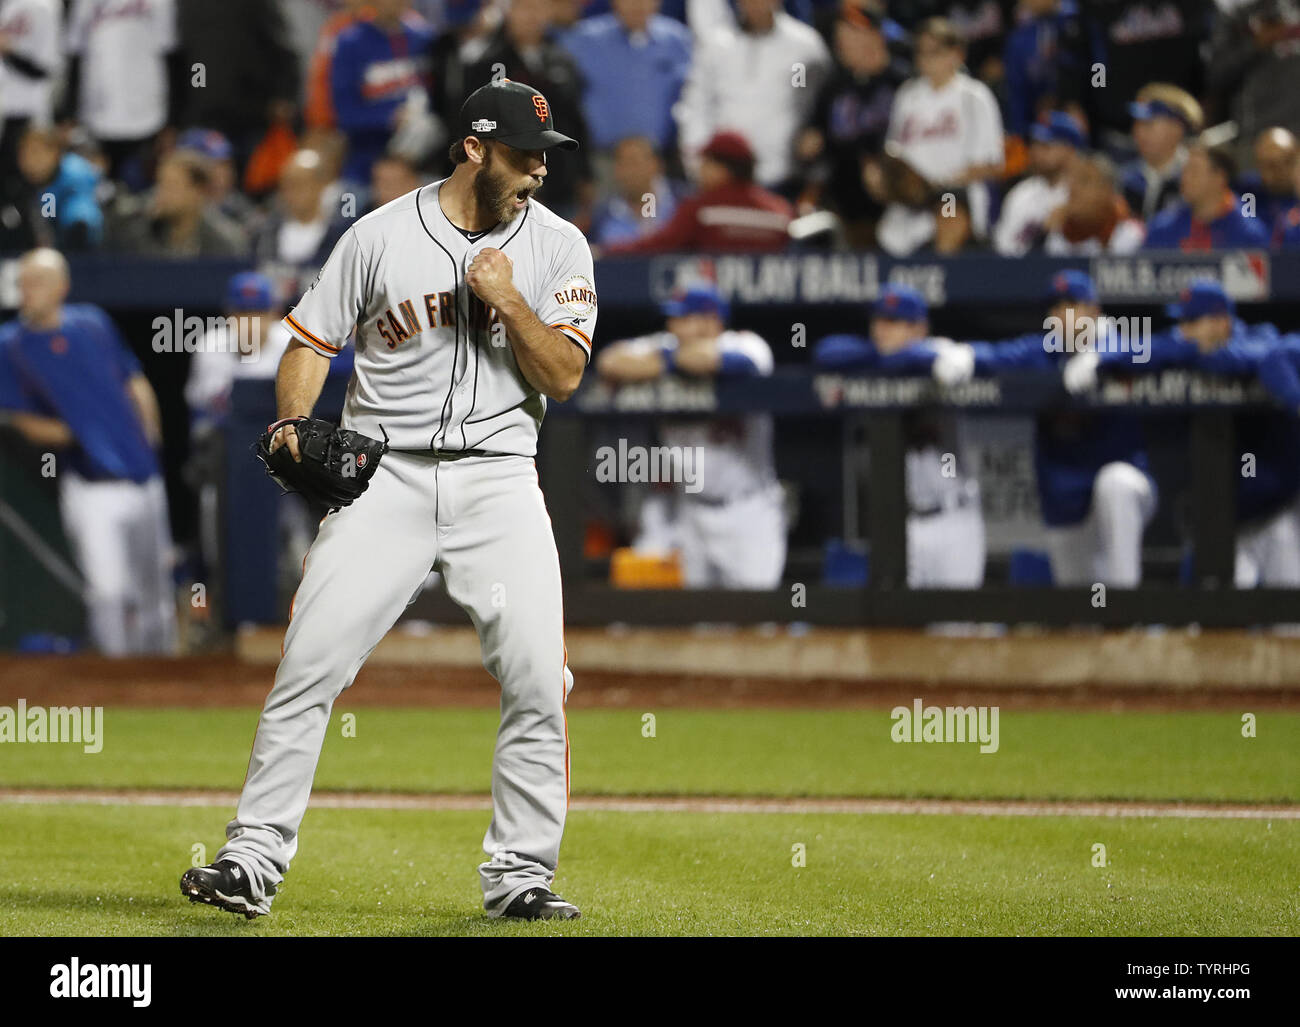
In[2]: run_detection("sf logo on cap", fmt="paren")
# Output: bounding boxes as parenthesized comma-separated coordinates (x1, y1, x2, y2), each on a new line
(532, 96, 549, 122)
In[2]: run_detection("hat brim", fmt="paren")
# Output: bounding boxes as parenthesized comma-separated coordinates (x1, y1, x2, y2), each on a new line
(494, 129, 579, 151)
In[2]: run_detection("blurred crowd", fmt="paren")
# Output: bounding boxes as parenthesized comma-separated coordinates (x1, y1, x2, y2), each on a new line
(0, 0, 1295, 290)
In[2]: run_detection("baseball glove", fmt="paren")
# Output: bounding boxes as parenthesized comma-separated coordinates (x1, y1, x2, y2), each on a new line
(255, 417, 389, 509)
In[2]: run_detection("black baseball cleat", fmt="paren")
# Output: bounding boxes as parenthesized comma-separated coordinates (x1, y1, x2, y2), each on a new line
(499, 887, 581, 921)
(180, 859, 273, 920)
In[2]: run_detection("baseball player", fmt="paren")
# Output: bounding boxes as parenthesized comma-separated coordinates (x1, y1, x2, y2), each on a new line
(0, 248, 175, 654)
(814, 284, 985, 588)
(181, 80, 594, 921)
(1066, 280, 1300, 588)
(934, 271, 1156, 587)
(595, 283, 787, 589)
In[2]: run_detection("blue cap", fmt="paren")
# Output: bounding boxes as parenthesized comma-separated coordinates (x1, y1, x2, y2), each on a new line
(177, 128, 233, 162)
(873, 283, 927, 322)
(1049, 270, 1098, 303)
(227, 271, 275, 311)
(1128, 99, 1191, 130)
(661, 283, 729, 322)
(1030, 111, 1087, 150)
(1166, 280, 1234, 321)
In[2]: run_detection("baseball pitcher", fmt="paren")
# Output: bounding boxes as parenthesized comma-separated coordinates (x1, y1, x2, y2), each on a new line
(182, 80, 595, 921)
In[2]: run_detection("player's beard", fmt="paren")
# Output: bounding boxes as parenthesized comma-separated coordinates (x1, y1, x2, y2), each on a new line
(474, 147, 535, 226)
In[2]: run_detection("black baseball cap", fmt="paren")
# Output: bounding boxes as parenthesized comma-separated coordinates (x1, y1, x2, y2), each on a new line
(460, 80, 578, 152)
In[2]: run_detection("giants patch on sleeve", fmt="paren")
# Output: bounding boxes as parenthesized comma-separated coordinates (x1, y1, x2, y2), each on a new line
(554, 274, 597, 322)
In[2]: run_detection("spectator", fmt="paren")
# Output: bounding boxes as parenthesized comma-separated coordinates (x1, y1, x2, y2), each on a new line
(331, 0, 435, 187)
(9, 126, 103, 250)
(0, 248, 175, 654)
(599, 130, 792, 254)
(299, 127, 351, 218)
(370, 152, 422, 210)
(897, 0, 1015, 92)
(1277, 148, 1300, 249)
(675, 0, 831, 192)
(886, 17, 1003, 236)
(1144, 143, 1271, 250)
(813, 284, 985, 588)
(254, 150, 350, 294)
(176, 0, 300, 166)
(175, 128, 261, 234)
(589, 135, 681, 246)
(925, 185, 983, 253)
(1238, 127, 1299, 236)
(1087, 0, 1211, 147)
(432, 0, 591, 220)
(1044, 153, 1144, 254)
(0, 0, 61, 180)
(596, 283, 787, 589)
(304, 0, 373, 131)
(559, 0, 693, 155)
(871, 148, 940, 255)
(994, 110, 1085, 256)
(64, 0, 182, 189)
(797, 0, 907, 245)
(1118, 83, 1203, 222)
(427, 0, 497, 121)
(107, 151, 250, 257)
(1208, 0, 1300, 165)
(1001, 0, 1105, 143)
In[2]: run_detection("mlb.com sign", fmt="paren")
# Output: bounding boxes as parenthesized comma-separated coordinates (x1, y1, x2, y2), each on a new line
(1090, 252, 1270, 302)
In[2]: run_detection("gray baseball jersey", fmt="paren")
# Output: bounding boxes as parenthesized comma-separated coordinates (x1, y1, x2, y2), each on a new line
(216, 180, 593, 916)
(283, 178, 598, 455)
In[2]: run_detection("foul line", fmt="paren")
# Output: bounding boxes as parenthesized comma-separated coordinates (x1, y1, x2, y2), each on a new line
(0, 788, 1296, 820)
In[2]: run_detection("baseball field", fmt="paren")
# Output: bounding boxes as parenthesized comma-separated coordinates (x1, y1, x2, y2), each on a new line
(2, 633, 1298, 937)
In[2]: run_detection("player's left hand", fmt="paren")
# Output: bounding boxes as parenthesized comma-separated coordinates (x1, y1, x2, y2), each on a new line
(466, 248, 518, 309)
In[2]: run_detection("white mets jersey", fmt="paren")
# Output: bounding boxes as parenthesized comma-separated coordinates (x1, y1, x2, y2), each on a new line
(283, 179, 597, 457)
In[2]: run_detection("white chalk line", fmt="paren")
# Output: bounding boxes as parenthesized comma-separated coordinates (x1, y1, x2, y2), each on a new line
(0, 788, 1297, 820)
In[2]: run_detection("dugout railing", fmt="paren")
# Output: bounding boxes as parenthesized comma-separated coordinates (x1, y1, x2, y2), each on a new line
(221, 365, 1300, 629)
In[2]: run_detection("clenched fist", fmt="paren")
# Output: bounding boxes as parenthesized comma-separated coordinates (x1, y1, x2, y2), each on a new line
(466, 247, 518, 310)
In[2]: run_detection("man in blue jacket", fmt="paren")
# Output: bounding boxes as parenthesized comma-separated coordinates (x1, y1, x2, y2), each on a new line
(1143, 144, 1270, 251)
(934, 271, 1155, 586)
(1067, 279, 1300, 587)
(330, 0, 434, 187)
(814, 284, 985, 587)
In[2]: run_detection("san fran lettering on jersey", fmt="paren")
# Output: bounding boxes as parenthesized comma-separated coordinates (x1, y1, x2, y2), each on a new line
(282, 179, 597, 455)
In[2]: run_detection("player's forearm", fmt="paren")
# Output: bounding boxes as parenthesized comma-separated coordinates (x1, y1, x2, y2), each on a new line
(127, 374, 163, 447)
(496, 292, 586, 402)
(6, 412, 75, 448)
(673, 339, 722, 376)
(596, 346, 666, 383)
(275, 339, 332, 420)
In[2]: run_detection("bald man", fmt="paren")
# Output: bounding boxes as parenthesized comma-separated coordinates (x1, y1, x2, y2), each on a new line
(1244, 127, 1300, 238)
(0, 249, 175, 655)
(252, 148, 349, 290)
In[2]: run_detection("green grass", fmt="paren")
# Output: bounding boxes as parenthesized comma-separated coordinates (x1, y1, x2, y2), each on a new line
(2, 706, 1297, 935)
(0, 708, 1296, 803)
(1, 803, 1296, 936)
